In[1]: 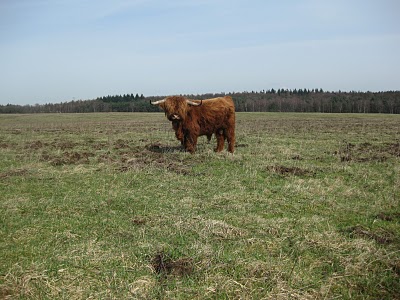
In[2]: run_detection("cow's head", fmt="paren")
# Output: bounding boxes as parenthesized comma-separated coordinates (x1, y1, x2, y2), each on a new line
(150, 96, 202, 121)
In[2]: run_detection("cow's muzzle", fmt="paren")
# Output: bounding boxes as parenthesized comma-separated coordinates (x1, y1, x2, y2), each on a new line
(168, 114, 181, 121)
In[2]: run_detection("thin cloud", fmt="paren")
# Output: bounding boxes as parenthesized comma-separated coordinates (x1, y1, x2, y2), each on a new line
(1, 0, 399, 104)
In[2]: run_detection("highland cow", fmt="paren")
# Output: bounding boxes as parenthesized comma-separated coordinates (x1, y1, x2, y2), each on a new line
(151, 96, 235, 153)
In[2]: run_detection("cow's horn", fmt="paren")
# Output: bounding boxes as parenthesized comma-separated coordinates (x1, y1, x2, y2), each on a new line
(187, 99, 202, 106)
(150, 99, 166, 105)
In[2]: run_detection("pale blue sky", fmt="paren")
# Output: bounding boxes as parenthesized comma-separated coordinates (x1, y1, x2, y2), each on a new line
(1, 0, 399, 105)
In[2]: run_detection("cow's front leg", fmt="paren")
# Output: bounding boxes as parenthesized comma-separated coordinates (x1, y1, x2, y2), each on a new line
(206, 134, 212, 143)
(172, 121, 184, 145)
(184, 134, 198, 154)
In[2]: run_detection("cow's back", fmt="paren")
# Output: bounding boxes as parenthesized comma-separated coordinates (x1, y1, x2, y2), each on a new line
(192, 96, 235, 134)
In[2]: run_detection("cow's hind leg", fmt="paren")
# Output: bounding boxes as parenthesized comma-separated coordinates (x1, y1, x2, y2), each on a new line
(215, 129, 225, 152)
(226, 127, 235, 153)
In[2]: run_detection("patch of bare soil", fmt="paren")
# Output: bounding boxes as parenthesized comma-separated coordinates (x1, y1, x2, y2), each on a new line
(151, 252, 194, 277)
(266, 165, 315, 177)
(96, 152, 118, 164)
(291, 155, 303, 160)
(0, 142, 14, 149)
(58, 141, 192, 174)
(117, 145, 191, 175)
(0, 168, 29, 179)
(25, 140, 78, 151)
(131, 217, 147, 226)
(343, 225, 395, 245)
(145, 143, 183, 153)
(25, 140, 48, 150)
(11, 129, 22, 135)
(119, 155, 191, 175)
(165, 163, 191, 175)
(52, 140, 77, 150)
(385, 142, 400, 157)
(336, 141, 400, 162)
(376, 212, 400, 222)
(114, 139, 131, 150)
(92, 142, 109, 150)
(42, 151, 95, 166)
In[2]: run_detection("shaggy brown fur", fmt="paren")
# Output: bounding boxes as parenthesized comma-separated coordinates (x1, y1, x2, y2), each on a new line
(172, 120, 212, 145)
(155, 96, 235, 153)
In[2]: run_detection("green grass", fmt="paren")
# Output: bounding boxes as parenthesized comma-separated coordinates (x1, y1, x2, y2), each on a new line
(1, 112, 399, 299)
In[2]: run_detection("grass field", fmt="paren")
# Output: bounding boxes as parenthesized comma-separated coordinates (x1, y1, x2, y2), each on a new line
(0, 112, 399, 299)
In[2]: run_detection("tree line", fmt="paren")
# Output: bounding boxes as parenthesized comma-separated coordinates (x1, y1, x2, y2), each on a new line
(1, 89, 399, 114)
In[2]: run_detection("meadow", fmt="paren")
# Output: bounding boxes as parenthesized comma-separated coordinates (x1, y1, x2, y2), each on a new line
(0, 112, 399, 299)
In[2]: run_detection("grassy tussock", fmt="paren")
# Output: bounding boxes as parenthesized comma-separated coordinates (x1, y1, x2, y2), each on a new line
(0, 112, 399, 299)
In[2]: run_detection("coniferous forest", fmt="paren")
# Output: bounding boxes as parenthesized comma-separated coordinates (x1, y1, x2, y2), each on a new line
(1, 89, 399, 114)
